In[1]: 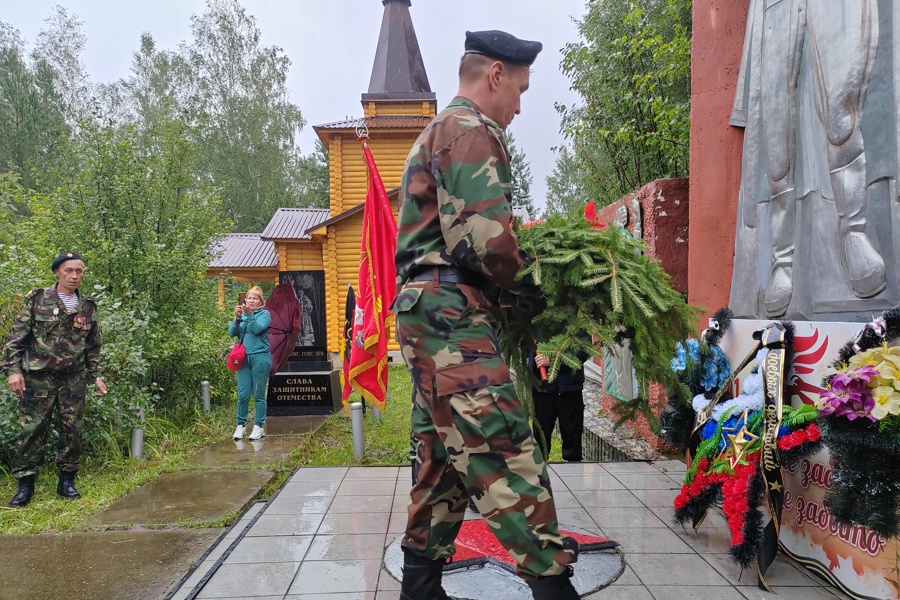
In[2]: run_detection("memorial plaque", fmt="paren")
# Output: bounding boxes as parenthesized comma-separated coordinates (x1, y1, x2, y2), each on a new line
(279, 271, 326, 348)
(272, 270, 339, 415)
(268, 370, 341, 416)
(288, 346, 327, 363)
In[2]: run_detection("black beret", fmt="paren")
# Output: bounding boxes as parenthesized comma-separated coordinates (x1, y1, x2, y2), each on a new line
(51, 251, 83, 272)
(464, 30, 542, 66)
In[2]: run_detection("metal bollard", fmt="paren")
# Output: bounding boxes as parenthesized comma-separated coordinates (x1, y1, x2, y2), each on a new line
(350, 401, 365, 460)
(372, 388, 388, 421)
(201, 380, 211, 413)
(131, 408, 145, 460)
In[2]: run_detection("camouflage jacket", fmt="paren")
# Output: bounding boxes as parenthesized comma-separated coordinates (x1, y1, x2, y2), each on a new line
(1, 286, 102, 378)
(395, 96, 527, 292)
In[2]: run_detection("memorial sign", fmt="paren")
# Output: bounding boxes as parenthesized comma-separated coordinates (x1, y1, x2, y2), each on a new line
(722, 319, 900, 600)
(270, 270, 340, 415)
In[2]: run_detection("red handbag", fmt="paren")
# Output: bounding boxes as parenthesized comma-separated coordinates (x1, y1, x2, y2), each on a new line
(226, 343, 246, 371)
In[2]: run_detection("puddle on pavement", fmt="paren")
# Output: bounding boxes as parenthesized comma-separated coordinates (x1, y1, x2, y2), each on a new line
(186, 436, 302, 468)
(0, 529, 220, 600)
(93, 470, 273, 526)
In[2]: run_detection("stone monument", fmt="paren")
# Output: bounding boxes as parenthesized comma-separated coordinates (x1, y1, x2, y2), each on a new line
(730, 0, 900, 321)
(268, 270, 341, 415)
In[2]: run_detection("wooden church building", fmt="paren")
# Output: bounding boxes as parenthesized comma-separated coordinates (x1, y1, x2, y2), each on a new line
(212, 0, 434, 356)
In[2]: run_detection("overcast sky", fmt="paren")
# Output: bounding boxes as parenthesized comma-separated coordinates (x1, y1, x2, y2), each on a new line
(4, 0, 588, 210)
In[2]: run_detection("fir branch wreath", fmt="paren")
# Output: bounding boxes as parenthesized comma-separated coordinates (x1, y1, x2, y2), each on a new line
(498, 212, 700, 429)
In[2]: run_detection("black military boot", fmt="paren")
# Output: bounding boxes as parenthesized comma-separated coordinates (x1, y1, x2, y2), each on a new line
(525, 565, 580, 600)
(399, 548, 450, 600)
(9, 475, 35, 507)
(57, 471, 80, 499)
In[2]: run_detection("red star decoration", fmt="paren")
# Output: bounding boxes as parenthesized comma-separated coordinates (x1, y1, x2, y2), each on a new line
(450, 519, 616, 572)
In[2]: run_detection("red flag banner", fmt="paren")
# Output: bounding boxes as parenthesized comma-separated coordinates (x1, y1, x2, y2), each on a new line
(344, 141, 397, 409)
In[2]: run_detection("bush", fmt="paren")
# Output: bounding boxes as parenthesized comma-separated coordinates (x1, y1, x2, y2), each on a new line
(0, 117, 234, 466)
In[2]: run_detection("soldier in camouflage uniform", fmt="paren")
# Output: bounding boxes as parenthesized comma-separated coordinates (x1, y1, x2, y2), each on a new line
(393, 31, 579, 600)
(2, 252, 106, 507)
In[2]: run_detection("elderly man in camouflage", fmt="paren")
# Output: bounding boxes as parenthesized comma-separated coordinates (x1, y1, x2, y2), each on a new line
(2, 251, 107, 507)
(393, 31, 579, 600)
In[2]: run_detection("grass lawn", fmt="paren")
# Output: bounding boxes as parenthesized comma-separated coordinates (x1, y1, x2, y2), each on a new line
(0, 365, 564, 534)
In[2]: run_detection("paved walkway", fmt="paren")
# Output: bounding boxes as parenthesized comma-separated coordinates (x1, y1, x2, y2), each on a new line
(167, 461, 852, 600)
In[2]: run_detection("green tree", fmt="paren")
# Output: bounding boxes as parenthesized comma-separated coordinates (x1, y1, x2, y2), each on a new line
(545, 143, 590, 217)
(98, 33, 184, 131)
(505, 131, 535, 219)
(295, 138, 330, 209)
(0, 116, 233, 458)
(180, 0, 306, 231)
(558, 0, 692, 206)
(31, 5, 91, 124)
(0, 33, 70, 197)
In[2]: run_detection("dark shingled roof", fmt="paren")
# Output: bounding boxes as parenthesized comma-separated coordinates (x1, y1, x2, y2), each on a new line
(364, 0, 434, 102)
(209, 234, 278, 269)
(261, 208, 332, 240)
(315, 116, 432, 131)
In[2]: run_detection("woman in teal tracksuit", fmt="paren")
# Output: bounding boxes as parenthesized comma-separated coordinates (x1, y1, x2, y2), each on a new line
(228, 286, 271, 441)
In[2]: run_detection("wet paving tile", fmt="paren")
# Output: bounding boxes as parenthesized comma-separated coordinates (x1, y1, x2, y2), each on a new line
(93, 470, 274, 525)
(737, 585, 852, 600)
(602, 462, 663, 474)
(278, 480, 341, 497)
(336, 479, 397, 496)
(628, 487, 679, 508)
(547, 490, 583, 509)
(559, 474, 626, 491)
(185, 437, 301, 468)
(247, 513, 324, 536)
(304, 533, 388, 561)
(628, 554, 730, 586)
(649, 585, 747, 600)
(705, 553, 823, 587)
(600, 527, 693, 554)
(286, 594, 375, 600)
(327, 494, 393, 514)
(585, 586, 654, 599)
(652, 459, 688, 474)
(574, 489, 642, 508)
(318, 512, 390, 535)
(550, 462, 610, 475)
(0, 529, 220, 600)
(196, 561, 300, 598)
(224, 535, 313, 563)
(557, 507, 604, 534)
(266, 494, 333, 515)
(288, 559, 382, 594)
(388, 508, 411, 531)
(590, 506, 667, 528)
(344, 466, 400, 479)
(612, 473, 682, 490)
(287, 467, 349, 481)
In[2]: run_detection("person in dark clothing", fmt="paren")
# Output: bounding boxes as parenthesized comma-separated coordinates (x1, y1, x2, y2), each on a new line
(529, 345, 587, 462)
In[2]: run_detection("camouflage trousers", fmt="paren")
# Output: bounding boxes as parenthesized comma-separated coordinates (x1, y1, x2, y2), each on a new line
(12, 370, 87, 478)
(394, 280, 577, 579)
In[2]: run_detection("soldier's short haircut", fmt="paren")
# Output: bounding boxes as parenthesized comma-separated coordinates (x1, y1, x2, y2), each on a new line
(458, 53, 526, 83)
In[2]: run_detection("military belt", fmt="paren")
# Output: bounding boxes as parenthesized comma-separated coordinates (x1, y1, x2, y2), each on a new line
(27, 367, 86, 379)
(409, 266, 488, 289)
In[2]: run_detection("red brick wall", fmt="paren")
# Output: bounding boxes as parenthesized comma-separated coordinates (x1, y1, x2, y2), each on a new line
(592, 178, 689, 450)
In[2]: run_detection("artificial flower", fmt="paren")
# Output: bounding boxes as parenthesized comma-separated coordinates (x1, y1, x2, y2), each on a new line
(870, 385, 900, 420)
(834, 392, 876, 422)
(832, 364, 878, 387)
